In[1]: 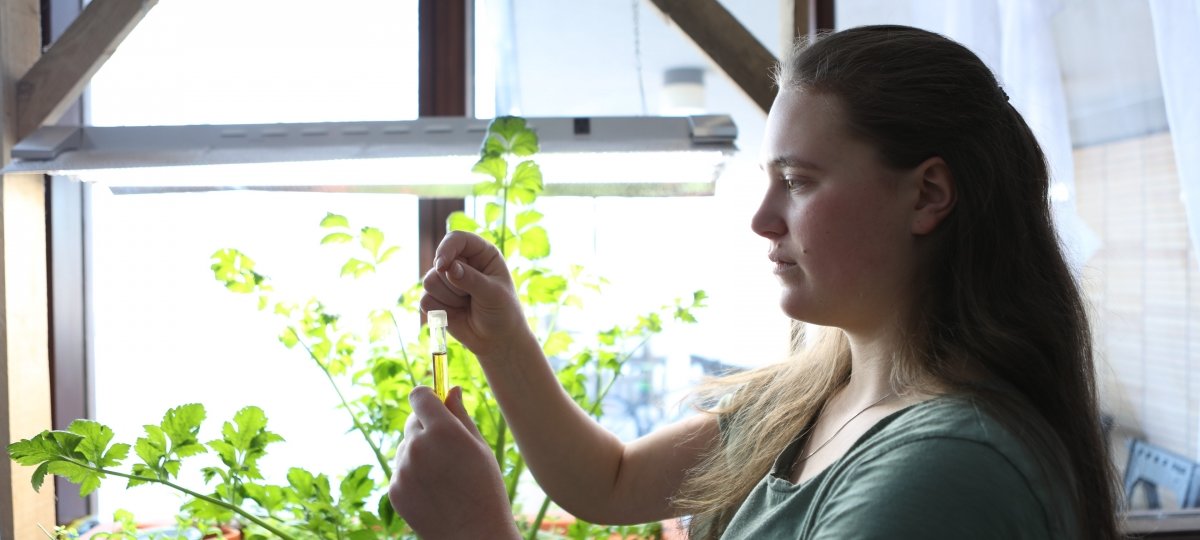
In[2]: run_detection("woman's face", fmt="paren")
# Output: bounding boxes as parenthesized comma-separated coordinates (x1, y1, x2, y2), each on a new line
(752, 89, 922, 332)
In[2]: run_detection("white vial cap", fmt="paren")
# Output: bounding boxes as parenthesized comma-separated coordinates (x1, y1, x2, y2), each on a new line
(428, 310, 448, 328)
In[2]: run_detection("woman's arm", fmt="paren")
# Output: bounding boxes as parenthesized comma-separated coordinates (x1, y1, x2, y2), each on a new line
(420, 231, 719, 524)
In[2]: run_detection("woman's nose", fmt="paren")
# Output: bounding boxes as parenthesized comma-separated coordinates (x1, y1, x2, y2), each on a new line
(751, 191, 785, 239)
(748, 196, 787, 240)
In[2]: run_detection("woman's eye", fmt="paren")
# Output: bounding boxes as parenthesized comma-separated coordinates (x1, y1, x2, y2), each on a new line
(784, 177, 810, 191)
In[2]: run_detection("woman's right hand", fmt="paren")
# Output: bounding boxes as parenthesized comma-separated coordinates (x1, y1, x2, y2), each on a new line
(421, 231, 529, 359)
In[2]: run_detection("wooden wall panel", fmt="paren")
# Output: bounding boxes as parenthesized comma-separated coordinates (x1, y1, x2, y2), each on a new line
(1, 0, 57, 535)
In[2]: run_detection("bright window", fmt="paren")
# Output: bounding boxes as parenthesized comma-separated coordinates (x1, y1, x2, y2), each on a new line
(86, 0, 420, 520)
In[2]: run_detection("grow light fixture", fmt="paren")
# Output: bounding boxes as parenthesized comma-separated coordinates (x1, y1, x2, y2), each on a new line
(5, 115, 737, 197)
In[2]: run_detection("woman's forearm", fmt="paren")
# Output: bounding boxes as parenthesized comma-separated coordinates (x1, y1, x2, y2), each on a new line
(475, 328, 632, 521)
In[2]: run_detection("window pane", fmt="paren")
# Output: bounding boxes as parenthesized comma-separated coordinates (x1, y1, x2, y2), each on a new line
(88, 0, 418, 126)
(473, 0, 780, 118)
(469, 0, 793, 447)
(90, 189, 420, 520)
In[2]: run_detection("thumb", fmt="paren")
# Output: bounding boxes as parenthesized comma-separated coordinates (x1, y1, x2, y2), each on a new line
(445, 386, 485, 442)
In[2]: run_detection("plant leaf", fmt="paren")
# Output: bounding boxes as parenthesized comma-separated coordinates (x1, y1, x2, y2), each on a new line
(46, 459, 102, 496)
(447, 211, 481, 234)
(338, 465, 374, 510)
(161, 404, 206, 451)
(340, 258, 374, 278)
(66, 420, 115, 466)
(515, 209, 543, 231)
(210, 249, 266, 294)
(368, 310, 395, 343)
(471, 156, 508, 183)
(378, 246, 401, 264)
(543, 331, 573, 357)
(518, 226, 550, 260)
(360, 227, 384, 257)
(481, 132, 509, 158)
(526, 274, 567, 304)
(473, 179, 502, 196)
(224, 406, 269, 452)
(485, 202, 503, 226)
(509, 161, 543, 204)
(321, 232, 353, 245)
(378, 493, 396, 526)
(280, 326, 300, 348)
(320, 213, 350, 228)
(31, 462, 50, 492)
(489, 117, 527, 144)
(509, 129, 540, 156)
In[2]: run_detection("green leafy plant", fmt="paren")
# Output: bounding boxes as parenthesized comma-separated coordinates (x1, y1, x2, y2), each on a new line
(9, 117, 706, 539)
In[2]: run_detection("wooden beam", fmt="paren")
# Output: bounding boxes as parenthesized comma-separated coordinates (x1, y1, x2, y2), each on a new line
(794, 0, 813, 40)
(15, 0, 157, 140)
(417, 0, 467, 281)
(2, 0, 56, 535)
(648, 0, 777, 113)
(792, 0, 835, 41)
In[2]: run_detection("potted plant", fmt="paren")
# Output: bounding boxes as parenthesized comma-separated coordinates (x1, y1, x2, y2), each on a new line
(9, 117, 705, 539)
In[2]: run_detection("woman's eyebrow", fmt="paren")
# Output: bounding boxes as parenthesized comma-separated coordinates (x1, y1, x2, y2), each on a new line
(764, 156, 824, 171)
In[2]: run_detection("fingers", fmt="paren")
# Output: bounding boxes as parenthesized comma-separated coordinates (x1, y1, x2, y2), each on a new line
(445, 386, 486, 442)
(408, 386, 452, 429)
(403, 409, 423, 439)
(424, 261, 504, 307)
(421, 234, 516, 318)
(421, 268, 469, 311)
(406, 386, 486, 447)
(433, 231, 503, 276)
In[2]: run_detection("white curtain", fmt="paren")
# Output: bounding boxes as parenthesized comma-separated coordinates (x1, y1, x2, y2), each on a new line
(949, 0, 1098, 271)
(841, 0, 1099, 271)
(1149, 1, 1200, 264)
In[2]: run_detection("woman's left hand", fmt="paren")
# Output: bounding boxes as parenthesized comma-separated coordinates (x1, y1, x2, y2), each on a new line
(388, 386, 521, 539)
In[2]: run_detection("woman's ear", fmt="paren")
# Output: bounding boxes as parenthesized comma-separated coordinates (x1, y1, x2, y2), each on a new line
(911, 156, 956, 235)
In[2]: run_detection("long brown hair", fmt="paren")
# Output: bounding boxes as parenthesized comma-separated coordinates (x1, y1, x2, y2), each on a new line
(675, 25, 1119, 539)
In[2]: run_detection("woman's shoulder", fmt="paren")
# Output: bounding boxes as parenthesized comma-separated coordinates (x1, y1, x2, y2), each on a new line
(813, 394, 1076, 538)
(881, 394, 1018, 444)
(853, 394, 1052, 491)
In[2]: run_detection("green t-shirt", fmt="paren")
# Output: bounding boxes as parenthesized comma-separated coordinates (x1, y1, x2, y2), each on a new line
(720, 396, 1077, 539)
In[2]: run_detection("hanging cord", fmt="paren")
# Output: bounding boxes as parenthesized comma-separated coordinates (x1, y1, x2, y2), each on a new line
(632, 0, 648, 115)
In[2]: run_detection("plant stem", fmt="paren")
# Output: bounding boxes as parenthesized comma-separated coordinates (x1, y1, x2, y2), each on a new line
(387, 312, 420, 387)
(493, 418, 508, 474)
(527, 495, 553, 540)
(59, 459, 295, 540)
(506, 456, 525, 503)
(498, 173, 510, 257)
(298, 337, 393, 479)
(587, 336, 652, 418)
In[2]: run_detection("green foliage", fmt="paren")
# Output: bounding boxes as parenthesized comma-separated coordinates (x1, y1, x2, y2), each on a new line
(8, 116, 706, 539)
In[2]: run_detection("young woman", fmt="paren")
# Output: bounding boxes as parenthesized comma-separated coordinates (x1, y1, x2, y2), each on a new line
(389, 25, 1120, 539)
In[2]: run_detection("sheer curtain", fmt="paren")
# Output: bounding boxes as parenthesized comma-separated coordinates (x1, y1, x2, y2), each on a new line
(840, 0, 1098, 270)
(1149, 2, 1200, 265)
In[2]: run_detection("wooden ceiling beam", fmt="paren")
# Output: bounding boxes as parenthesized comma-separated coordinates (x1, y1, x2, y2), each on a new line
(648, 0, 777, 113)
(792, 0, 835, 41)
(15, 0, 157, 140)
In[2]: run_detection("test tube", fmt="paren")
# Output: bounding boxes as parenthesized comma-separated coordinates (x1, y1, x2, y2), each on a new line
(428, 310, 449, 401)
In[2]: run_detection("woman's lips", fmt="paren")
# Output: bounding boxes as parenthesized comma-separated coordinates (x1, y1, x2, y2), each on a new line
(769, 252, 798, 274)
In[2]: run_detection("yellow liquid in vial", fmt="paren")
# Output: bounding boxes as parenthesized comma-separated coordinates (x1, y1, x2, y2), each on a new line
(433, 351, 448, 400)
